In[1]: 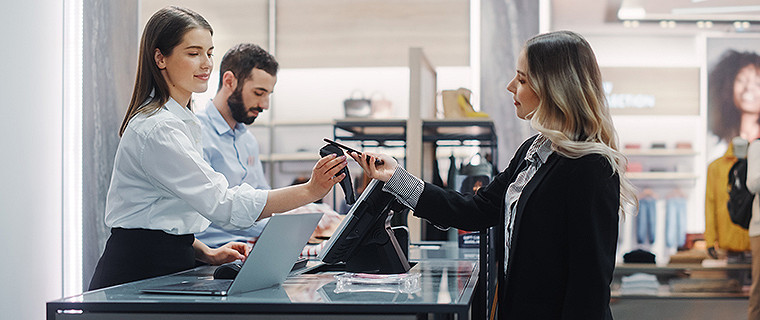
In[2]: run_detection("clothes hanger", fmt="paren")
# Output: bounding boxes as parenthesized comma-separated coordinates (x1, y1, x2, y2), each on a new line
(668, 187, 685, 198)
(639, 188, 656, 199)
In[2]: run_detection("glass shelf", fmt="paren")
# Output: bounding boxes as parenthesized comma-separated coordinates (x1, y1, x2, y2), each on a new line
(623, 149, 698, 157)
(260, 152, 321, 162)
(626, 172, 698, 180)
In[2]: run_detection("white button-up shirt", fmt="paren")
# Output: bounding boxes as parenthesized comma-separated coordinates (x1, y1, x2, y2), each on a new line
(104, 98, 268, 235)
(504, 135, 553, 271)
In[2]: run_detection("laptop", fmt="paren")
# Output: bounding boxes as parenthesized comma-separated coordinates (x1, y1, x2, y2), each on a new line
(142, 212, 322, 296)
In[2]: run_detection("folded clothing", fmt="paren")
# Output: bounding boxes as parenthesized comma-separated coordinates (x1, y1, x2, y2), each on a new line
(627, 162, 643, 172)
(668, 249, 709, 264)
(675, 142, 692, 149)
(621, 273, 659, 296)
(622, 273, 658, 288)
(624, 249, 656, 264)
(301, 242, 326, 257)
(620, 287, 659, 296)
(669, 278, 741, 293)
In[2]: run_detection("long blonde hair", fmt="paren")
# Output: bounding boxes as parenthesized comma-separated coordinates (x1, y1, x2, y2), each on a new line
(523, 30, 637, 216)
(119, 6, 213, 136)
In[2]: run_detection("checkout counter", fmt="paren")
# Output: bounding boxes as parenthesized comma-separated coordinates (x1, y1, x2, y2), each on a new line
(47, 242, 479, 320)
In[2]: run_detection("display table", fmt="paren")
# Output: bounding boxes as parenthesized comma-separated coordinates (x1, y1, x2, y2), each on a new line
(47, 244, 479, 320)
(610, 263, 749, 319)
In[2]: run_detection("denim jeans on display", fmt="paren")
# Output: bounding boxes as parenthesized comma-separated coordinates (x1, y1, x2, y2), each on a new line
(665, 197, 687, 248)
(637, 197, 657, 244)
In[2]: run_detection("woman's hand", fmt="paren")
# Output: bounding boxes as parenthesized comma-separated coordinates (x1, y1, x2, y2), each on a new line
(348, 151, 398, 182)
(259, 154, 347, 218)
(195, 240, 251, 265)
(305, 154, 347, 200)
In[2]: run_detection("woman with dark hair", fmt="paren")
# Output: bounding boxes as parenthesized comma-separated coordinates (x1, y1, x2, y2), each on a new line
(88, 6, 346, 290)
(704, 51, 759, 278)
(709, 49, 760, 142)
(351, 30, 636, 319)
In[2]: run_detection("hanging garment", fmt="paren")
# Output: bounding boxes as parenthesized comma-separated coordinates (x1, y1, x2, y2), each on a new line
(446, 154, 458, 190)
(637, 197, 657, 245)
(432, 156, 445, 188)
(666, 197, 687, 248)
(705, 144, 750, 252)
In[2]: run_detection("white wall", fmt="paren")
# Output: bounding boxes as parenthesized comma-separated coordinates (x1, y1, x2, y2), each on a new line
(0, 0, 63, 319)
(587, 33, 706, 263)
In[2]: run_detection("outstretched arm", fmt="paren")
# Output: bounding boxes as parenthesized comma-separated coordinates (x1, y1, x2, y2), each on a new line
(349, 150, 504, 230)
(140, 123, 347, 231)
(259, 154, 348, 219)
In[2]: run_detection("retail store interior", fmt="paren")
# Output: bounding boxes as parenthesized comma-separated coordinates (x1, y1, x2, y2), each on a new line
(5, 0, 760, 319)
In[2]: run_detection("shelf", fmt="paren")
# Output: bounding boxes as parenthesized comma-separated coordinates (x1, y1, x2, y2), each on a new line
(422, 118, 494, 126)
(435, 148, 489, 159)
(333, 119, 407, 142)
(333, 118, 497, 144)
(260, 152, 321, 162)
(615, 263, 751, 272)
(422, 119, 496, 143)
(611, 289, 748, 299)
(270, 119, 333, 126)
(623, 149, 698, 156)
(625, 172, 698, 180)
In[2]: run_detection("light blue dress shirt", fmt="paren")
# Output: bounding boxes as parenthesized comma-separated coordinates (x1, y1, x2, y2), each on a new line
(194, 100, 271, 248)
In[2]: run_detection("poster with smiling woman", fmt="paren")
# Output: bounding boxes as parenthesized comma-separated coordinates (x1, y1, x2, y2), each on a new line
(706, 36, 760, 161)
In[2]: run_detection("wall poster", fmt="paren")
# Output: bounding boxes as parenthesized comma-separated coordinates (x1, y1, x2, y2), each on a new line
(706, 36, 760, 161)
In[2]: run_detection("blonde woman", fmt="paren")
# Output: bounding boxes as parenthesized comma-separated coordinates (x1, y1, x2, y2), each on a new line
(351, 30, 635, 319)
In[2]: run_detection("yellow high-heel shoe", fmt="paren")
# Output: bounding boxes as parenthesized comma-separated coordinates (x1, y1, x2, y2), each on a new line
(442, 88, 489, 118)
(456, 88, 489, 118)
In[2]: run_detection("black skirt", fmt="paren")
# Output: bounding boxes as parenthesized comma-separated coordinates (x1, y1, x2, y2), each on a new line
(88, 228, 195, 290)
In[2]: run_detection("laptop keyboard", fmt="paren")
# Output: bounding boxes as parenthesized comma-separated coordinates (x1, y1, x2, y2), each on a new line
(166, 280, 232, 292)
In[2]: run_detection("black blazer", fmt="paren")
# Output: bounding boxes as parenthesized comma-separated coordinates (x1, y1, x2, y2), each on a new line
(414, 135, 619, 320)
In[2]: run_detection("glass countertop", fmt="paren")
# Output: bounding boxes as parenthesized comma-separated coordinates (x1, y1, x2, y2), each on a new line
(50, 243, 479, 315)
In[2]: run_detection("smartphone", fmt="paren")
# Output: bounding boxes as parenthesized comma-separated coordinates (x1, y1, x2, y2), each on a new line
(323, 138, 384, 166)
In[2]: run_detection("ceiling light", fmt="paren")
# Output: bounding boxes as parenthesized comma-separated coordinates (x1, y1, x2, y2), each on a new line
(618, 1, 760, 23)
(696, 20, 714, 29)
(622, 20, 641, 28)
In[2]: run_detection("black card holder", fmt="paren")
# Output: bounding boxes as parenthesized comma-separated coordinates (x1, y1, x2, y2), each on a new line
(319, 144, 356, 205)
